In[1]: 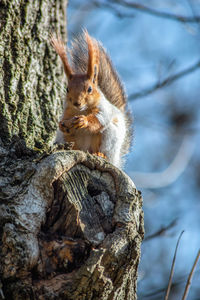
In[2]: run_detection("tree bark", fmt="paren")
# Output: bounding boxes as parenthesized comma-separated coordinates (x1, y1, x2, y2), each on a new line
(0, 1, 144, 299)
(0, 149, 144, 299)
(0, 0, 67, 148)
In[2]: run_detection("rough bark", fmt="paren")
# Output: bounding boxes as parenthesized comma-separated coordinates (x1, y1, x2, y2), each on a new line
(0, 1, 144, 299)
(0, 148, 144, 299)
(0, 0, 67, 148)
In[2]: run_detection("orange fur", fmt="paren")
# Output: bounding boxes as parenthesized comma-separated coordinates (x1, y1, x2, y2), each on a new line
(93, 152, 107, 159)
(52, 32, 105, 156)
(85, 30, 99, 83)
(59, 110, 102, 152)
(52, 31, 132, 168)
(51, 35, 73, 78)
(112, 117, 118, 125)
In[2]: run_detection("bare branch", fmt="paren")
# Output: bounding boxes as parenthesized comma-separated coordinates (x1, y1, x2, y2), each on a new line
(111, 0, 200, 23)
(76, 0, 200, 23)
(182, 250, 200, 300)
(93, 0, 136, 18)
(70, 1, 136, 19)
(0, 281, 5, 300)
(144, 219, 177, 242)
(164, 231, 184, 300)
(186, 0, 200, 27)
(130, 135, 195, 189)
(141, 270, 200, 299)
(129, 60, 200, 101)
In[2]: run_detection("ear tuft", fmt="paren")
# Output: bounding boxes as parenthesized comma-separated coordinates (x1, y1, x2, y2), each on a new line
(93, 65, 98, 83)
(84, 30, 99, 84)
(50, 35, 74, 79)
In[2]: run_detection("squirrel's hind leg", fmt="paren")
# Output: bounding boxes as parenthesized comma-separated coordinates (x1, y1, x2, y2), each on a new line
(93, 152, 107, 159)
(90, 133, 107, 160)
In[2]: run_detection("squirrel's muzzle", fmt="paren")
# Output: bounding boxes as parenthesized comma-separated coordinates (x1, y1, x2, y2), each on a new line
(74, 102, 80, 107)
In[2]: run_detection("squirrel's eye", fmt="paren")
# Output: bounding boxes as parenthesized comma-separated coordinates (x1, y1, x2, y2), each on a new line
(87, 86, 92, 94)
(67, 87, 69, 93)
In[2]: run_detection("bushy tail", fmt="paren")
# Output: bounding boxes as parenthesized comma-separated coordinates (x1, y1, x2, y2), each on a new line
(70, 32, 133, 157)
(70, 33, 127, 111)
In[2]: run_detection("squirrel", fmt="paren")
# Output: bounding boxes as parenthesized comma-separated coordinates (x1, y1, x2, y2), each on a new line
(51, 30, 132, 169)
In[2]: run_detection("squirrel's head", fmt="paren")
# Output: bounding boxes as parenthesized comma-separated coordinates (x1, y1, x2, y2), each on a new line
(51, 31, 100, 111)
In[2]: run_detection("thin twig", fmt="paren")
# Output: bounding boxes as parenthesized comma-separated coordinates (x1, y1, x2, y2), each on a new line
(0, 281, 5, 299)
(93, 0, 136, 18)
(76, 0, 200, 23)
(144, 219, 177, 242)
(140, 269, 200, 299)
(187, 0, 200, 29)
(129, 59, 200, 101)
(70, 1, 136, 19)
(164, 231, 184, 300)
(182, 250, 200, 300)
(112, 0, 200, 23)
(130, 135, 195, 189)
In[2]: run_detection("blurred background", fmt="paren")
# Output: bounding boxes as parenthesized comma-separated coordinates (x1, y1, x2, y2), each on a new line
(67, 1, 200, 299)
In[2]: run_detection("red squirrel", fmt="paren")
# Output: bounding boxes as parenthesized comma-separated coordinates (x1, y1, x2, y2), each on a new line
(51, 30, 132, 168)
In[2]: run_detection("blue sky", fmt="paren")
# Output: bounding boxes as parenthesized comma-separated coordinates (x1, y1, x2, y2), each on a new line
(68, 1, 200, 298)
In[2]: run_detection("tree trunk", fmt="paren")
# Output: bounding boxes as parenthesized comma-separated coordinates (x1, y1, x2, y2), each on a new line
(0, 1, 144, 299)
(0, 0, 67, 148)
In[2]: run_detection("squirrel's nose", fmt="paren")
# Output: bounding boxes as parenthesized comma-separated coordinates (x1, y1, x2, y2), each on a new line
(74, 102, 80, 107)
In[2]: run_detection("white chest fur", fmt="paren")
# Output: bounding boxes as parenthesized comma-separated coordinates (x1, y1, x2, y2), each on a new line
(96, 93, 126, 168)
(55, 92, 126, 168)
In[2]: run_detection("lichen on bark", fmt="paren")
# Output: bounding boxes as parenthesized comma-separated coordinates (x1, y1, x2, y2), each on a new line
(0, 149, 144, 299)
(0, 0, 68, 148)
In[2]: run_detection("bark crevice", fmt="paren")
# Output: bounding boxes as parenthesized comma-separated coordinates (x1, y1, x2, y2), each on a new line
(0, 149, 144, 299)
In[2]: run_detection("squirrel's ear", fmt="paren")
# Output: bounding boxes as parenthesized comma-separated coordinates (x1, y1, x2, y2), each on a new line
(50, 35, 73, 79)
(85, 31, 99, 84)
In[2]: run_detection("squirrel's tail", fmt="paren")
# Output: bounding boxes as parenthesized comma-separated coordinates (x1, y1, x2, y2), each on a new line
(70, 31, 133, 158)
(121, 111, 133, 159)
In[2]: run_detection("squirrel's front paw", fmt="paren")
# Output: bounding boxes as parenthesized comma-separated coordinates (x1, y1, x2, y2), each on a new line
(59, 120, 73, 133)
(72, 115, 88, 129)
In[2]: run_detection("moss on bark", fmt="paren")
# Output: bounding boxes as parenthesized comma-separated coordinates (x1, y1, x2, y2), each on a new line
(0, 0, 68, 148)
